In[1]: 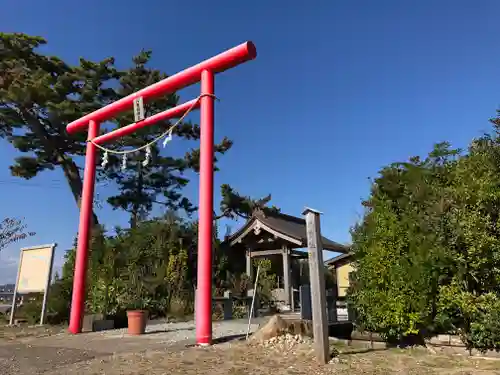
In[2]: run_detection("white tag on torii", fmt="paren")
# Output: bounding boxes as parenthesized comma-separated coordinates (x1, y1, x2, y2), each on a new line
(121, 154, 127, 171)
(162, 129, 173, 148)
(142, 145, 151, 167)
(133, 96, 145, 122)
(101, 150, 109, 168)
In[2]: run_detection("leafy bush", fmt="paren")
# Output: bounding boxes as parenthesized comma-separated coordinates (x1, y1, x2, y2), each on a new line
(464, 299, 500, 353)
(349, 116, 500, 350)
(168, 295, 194, 318)
(232, 300, 248, 319)
(436, 286, 500, 353)
(348, 144, 457, 341)
(252, 258, 277, 306)
(48, 214, 229, 320)
(17, 298, 43, 325)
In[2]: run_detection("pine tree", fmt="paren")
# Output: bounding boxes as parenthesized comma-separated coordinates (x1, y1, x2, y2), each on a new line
(0, 33, 122, 224)
(0, 32, 276, 228)
(217, 184, 280, 220)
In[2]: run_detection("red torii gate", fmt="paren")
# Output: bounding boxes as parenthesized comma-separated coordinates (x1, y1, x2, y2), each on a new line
(65, 42, 257, 345)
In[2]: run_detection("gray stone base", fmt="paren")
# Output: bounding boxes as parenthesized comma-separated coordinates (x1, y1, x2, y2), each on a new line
(82, 314, 115, 332)
(93, 319, 115, 332)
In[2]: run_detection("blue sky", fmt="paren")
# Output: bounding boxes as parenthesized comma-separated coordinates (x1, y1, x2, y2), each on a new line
(1, 0, 499, 283)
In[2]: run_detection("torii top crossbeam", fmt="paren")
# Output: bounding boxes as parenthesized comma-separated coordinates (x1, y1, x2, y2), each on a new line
(66, 41, 257, 134)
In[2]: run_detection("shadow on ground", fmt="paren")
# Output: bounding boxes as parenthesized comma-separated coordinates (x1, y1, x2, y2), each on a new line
(185, 333, 250, 347)
(144, 327, 195, 335)
(337, 347, 389, 356)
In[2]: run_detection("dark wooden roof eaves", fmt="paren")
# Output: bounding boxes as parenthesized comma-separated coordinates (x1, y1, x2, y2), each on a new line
(227, 211, 349, 253)
(258, 213, 348, 253)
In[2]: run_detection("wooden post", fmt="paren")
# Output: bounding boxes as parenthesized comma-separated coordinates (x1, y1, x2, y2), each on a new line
(282, 245, 291, 309)
(246, 248, 253, 281)
(223, 291, 233, 320)
(303, 207, 329, 364)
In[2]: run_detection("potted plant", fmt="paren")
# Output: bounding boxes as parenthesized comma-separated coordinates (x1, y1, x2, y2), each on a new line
(126, 301, 148, 335)
(117, 265, 151, 335)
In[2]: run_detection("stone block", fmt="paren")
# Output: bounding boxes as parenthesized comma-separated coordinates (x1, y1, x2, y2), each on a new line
(82, 313, 104, 332)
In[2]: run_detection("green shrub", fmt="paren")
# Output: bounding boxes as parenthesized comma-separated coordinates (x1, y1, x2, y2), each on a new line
(17, 299, 43, 325)
(466, 310, 500, 353)
(232, 300, 247, 319)
(252, 258, 277, 306)
(349, 130, 500, 351)
(168, 296, 193, 317)
(46, 278, 72, 324)
(437, 289, 500, 353)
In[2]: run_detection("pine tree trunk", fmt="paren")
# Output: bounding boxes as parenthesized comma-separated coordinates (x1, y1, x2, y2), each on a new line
(58, 156, 100, 227)
(18, 109, 100, 227)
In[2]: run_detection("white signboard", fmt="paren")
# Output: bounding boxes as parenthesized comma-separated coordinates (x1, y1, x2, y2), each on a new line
(9, 244, 56, 326)
(17, 245, 54, 293)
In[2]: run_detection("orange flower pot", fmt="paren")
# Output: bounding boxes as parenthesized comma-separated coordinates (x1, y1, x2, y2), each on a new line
(127, 310, 147, 335)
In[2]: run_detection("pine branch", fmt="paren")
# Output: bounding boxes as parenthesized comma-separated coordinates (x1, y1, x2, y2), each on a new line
(0, 217, 35, 252)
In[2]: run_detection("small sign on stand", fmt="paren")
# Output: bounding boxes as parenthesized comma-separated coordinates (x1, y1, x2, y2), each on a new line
(9, 244, 57, 326)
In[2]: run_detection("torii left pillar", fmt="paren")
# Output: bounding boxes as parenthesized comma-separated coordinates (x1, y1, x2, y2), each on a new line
(196, 69, 215, 345)
(69, 120, 99, 334)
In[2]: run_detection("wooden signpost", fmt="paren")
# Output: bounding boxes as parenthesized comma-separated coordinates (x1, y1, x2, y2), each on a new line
(303, 208, 329, 364)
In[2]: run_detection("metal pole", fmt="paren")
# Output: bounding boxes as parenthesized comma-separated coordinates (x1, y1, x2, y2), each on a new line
(9, 250, 24, 326)
(246, 265, 261, 340)
(196, 69, 215, 346)
(40, 244, 57, 325)
(303, 207, 329, 364)
(69, 120, 100, 334)
(8, 287, 18, 326)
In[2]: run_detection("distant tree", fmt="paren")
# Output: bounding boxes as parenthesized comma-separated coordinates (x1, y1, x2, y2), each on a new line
(0, 217, 35, 252)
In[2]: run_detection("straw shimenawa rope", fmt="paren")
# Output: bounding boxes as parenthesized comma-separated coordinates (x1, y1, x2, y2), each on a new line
(88, 93, 218, 155)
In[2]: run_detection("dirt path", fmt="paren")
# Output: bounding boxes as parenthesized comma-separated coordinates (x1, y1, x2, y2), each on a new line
(29, 340, 500, 375)
(2, 322, 500, 374)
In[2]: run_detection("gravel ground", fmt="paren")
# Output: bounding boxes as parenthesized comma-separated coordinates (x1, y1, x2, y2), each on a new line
(37, 338, 500, 375)
(3, 319, 500, 374)
(99, 318, 262, 342)
(0, 319, 262, 374)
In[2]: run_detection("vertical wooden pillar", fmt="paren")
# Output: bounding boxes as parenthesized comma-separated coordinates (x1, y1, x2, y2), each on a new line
(303, 207, 329, 364)
(291, 257, 295, 311)
(246, 249, 253, 281)
(282, 245, 291, 308)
